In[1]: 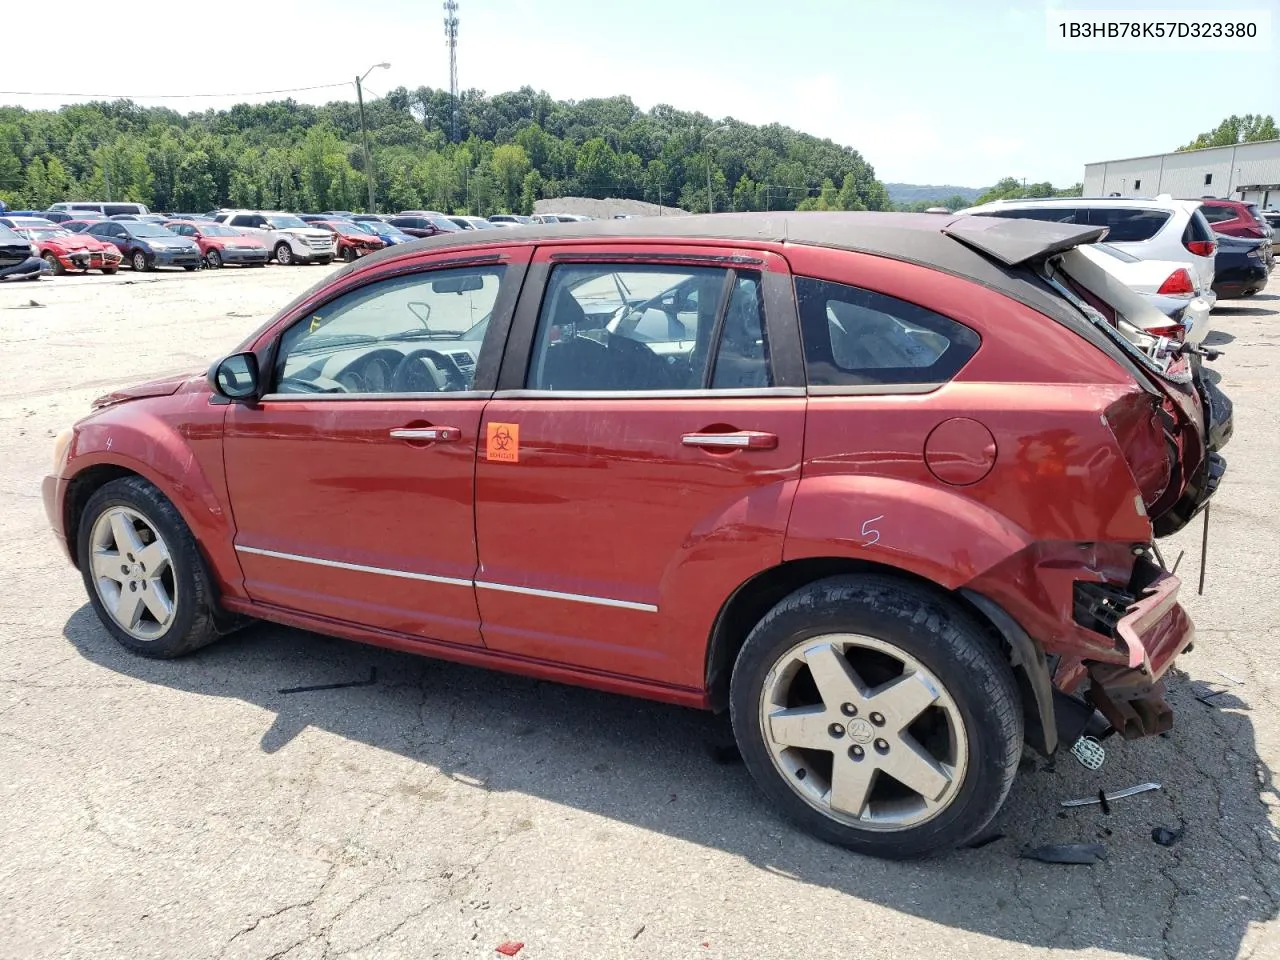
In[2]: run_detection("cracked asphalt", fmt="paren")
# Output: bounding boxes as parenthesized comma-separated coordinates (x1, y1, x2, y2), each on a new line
(1, 265, 1277, 960)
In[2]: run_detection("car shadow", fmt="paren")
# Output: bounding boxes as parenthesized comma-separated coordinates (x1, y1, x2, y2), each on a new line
(1203, 331, 1235, 347)
(1212, 305, 1272, 317)
(63, 607, 1279, 958)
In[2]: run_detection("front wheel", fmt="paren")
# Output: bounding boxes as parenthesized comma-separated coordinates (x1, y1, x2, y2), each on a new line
(131, 250, 151, 272)
(42, 252, 64, 275)
(274, 242, 294, 265)
(730, 575, 1023, 859)
(205, 249, 222, 269)
(77, 476, 222, 659)
(342, 246, 357, 263)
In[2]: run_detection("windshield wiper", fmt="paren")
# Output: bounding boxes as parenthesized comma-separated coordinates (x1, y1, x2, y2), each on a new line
(383, 328, 469, 341)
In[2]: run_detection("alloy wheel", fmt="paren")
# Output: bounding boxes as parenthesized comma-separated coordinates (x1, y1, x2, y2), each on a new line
(88, 506, 178, 641)
(205, 249, 222, 269)
(276, 243, 293, 265)
(758, 634, 968, 831)
(131, 250, 147, 272)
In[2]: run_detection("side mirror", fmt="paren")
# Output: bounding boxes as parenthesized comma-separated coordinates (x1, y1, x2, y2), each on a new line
(208, 352, 260, 401)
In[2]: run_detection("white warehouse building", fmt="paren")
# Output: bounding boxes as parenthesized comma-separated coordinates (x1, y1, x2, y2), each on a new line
(1083, 139, 1280, 210)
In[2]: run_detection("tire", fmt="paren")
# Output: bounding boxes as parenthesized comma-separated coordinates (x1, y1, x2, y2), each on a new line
(274, 242, 294, 265)
(342, 246, 357, 263)
(101, 267, 118, 275)
(42, 252, 65, 276)
(77, 476, 221, 659)
(131, 250, 151, 272)
(729, 574, 1023, 859)
(205, 248, 222, 269)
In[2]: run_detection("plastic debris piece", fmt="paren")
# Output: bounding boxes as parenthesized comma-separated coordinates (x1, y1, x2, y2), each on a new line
(1152, 823, 1186, 847)
(1061, 782, 1160, 808)
(495, 942, 524, 957)
(279, 667, 377, 695)
(1021, 843, 1107, 865)
(1070, 736, 1106, 770)
(1097, 789, 1111, 815)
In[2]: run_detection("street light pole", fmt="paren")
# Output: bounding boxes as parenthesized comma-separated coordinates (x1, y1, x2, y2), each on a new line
(702, 125, 729, 214)
(356, 62, 391, 214)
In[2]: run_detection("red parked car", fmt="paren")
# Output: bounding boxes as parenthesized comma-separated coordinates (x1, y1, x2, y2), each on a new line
(310, 219, 387, 262)
(15, 223, 122, 274)
(1196, 198, 1271, 240)
(164, 221, 270, 268)
(42, 213, 1222, 858)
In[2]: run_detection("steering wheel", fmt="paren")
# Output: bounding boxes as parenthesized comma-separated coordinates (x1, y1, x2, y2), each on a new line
(390, 348, 470, 393)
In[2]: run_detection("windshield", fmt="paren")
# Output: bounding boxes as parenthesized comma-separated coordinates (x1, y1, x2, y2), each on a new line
(199, 224, 242, 237)
(367, 221, 407, 237)
(265, 215, 308, 229)
(428, 216, 462, 232)
(130, 224, 177, 238)
(0, 223, 23, 241)
(22, 228, 70, 241)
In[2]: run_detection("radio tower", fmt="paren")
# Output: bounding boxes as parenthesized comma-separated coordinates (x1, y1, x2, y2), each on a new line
(444, 0, 459, 143)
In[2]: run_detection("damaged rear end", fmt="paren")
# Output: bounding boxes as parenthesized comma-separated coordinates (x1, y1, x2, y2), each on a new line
(946, 216, 1225, 751)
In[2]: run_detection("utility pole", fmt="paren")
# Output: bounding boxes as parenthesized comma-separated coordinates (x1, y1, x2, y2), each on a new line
(356, 63, 391, 214)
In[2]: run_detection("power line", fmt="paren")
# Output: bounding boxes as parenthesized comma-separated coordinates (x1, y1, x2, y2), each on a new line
(0, 82, 353, 100)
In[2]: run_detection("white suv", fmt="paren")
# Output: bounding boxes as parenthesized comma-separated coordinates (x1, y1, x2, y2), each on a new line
(957, 196, 1218, 299)
(212, 210, 336, 265)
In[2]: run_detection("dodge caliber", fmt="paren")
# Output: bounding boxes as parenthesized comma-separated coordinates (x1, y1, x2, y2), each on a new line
(44, 213, 1222, 858)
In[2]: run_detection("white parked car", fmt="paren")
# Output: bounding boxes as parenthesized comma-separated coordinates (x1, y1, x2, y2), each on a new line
(958, 195, 1218, 297)
(1076, 243, 1213, 346)
(211, 210, 336, 265)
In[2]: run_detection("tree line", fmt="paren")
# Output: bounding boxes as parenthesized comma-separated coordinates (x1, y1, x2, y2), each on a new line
(0, 87, 899, 216)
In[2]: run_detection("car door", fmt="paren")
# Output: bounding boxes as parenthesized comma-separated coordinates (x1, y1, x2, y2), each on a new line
(222, 247, 530, 645)
(89, 221, 126, 253)
(473, 243, 806, 690)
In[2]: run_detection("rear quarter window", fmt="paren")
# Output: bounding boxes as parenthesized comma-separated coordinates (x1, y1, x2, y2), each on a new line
(1199, 205, 1237, 224)
(1085, 208, 1171, 242)
(795, 277, 980, 388)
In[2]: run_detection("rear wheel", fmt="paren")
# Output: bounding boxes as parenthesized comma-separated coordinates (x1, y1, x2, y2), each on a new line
(730, 575, 1023, 859)
(274, 242, 294, 265)
(42, 252, 64, 275)
(78, 477, 221, 659)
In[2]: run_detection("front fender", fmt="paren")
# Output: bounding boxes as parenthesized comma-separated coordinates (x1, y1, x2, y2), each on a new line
(784, 474, 1031, 588)
(62, 392, 243, 597)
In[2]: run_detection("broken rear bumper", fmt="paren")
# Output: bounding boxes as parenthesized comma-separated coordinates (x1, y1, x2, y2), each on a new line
(1078, 570, 1195, 740)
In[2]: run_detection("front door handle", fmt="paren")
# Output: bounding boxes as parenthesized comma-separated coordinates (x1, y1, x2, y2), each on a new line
(390, 426, 462, 442)
(682, 431, 778, 450)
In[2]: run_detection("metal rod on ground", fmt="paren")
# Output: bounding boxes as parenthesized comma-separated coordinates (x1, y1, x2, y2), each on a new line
(1199, 501, 1211, 595)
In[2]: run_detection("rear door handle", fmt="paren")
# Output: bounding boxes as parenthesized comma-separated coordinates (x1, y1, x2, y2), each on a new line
(390, 426, 462, 442)
(682, 431, 778, 450)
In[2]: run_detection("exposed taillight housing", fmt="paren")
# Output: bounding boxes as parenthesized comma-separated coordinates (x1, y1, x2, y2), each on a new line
(1145, 321, 1186, 342)
(1156, 268, 1195, 296)
(1185, 239, 1216, 257)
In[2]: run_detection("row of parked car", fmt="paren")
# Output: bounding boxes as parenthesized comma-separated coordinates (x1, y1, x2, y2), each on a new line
(0, 203, 601, 280)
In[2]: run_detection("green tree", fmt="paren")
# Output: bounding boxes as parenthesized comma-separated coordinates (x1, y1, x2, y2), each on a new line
(519, 169, 544, 215)
(1179, 114, 1278, 151)
(574, 137, 621, 194)
(491, 143, 531, 211)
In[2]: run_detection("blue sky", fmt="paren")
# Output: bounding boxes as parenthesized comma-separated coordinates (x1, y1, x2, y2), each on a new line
(4, 0, 1276, 187)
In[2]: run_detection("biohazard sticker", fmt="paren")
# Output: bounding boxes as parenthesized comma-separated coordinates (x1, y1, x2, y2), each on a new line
(486, 422, 520, 462)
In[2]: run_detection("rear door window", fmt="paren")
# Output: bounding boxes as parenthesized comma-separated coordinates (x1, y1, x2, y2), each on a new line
(1199, 205, 1237, 224)
(1086, 208, 1172, 241)
(525, 264, 771, 392)
(795, 277, 980, 388)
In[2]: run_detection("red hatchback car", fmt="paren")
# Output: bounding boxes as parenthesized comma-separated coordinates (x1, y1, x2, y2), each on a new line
(1197, 198, 1271, 240)
(43, 213, 1222, 858)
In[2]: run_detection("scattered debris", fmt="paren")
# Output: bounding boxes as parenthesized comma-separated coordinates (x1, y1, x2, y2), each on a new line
(1097, 789, 1111, 815)
(1061, 782, 1160, 808)
(632, 924, 646, 940)
(495, 942, 524, 957)
(1021, 842, 1107, 865)
(278, 667, 377, 695)
(1152, 822, 1186, 847)
(1215, 669, 1244, 686)
(1070, 736, 1106, 770)
(1194, 687, 1229, 706)
(966, 832, 1006, 850)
